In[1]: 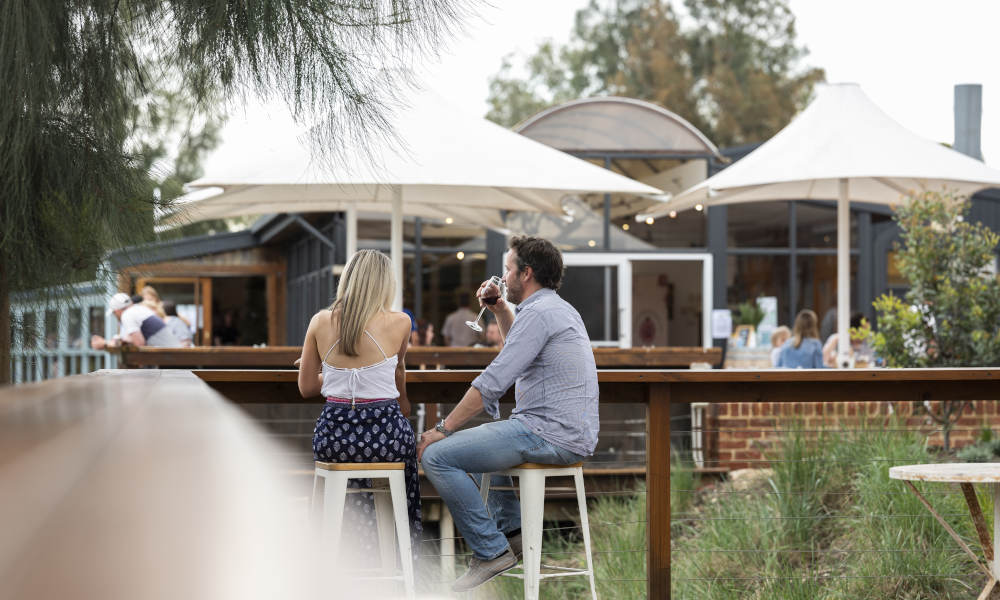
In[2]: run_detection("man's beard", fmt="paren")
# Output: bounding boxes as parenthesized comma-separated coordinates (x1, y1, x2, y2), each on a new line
(506, 282, 523, 304)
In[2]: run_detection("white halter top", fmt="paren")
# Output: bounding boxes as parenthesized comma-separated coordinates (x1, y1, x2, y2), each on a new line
(320, 330, 400, 402)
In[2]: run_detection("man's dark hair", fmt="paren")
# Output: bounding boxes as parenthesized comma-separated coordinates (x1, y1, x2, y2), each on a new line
(509, 235, 564, 290)
(162, 300, 178, 316)
(456, 294, 470, 308)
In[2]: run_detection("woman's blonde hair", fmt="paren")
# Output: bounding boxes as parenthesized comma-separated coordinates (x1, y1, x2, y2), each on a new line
(329, 249, 395, 356)
(792, 309, 819, 349)
(140, 285, 166, 318)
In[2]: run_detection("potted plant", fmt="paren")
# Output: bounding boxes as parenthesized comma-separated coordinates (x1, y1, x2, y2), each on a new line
(732, 301, 766, 347)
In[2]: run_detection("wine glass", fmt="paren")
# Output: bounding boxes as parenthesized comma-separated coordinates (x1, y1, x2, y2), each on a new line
(466, 276, 505, 332)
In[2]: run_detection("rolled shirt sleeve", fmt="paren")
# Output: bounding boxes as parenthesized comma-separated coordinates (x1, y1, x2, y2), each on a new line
(471, 308, 548, 418)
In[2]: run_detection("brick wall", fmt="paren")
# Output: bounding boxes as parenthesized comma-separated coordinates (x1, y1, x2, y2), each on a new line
(704, 400, 1000, 470)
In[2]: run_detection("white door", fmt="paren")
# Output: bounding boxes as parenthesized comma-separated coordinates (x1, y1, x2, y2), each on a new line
(560, 254, 631, 347)
(563, 253, 713, 348)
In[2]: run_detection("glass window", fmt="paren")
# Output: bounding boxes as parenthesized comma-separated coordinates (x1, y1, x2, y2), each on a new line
(560, 265, 619, 343)
(886, 251, 907, 287)
(613, 208, 706, 249)
(21, 312, 37, 349)
(796, 203, 858, 248)
(727, 255, 790, 325)
(89, 307, 105, 341)
(68, 309, 83, 349)
(44, 310, 59, 349)
(796, 255, 858, 337)
(418, 254, 487, 342)
(728, 202, 789, 247)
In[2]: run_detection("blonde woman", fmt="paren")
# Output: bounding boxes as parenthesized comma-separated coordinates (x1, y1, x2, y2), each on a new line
(776, 310, 825, 368)
(297, 249, 420, 554)
(140, 285, 167, 319)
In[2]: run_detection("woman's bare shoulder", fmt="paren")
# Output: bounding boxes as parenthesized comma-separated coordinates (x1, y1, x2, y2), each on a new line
(389, 310, 413, 330)
(308, 309, 335, 329)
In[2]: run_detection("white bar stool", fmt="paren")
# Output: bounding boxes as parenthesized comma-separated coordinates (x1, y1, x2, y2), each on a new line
(312, 461, 415, 598)
(480, 462, 597, 600)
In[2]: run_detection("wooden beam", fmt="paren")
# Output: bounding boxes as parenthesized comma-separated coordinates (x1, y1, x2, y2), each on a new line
(647, 382, 671, 599)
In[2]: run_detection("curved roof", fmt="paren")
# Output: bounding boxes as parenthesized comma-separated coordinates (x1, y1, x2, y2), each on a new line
(516, 96, 721, 158)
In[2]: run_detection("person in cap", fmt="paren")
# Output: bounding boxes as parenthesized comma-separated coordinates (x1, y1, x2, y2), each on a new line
(90, 292, 183, 349)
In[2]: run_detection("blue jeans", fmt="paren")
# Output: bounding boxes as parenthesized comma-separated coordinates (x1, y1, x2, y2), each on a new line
(421, 419, 585, 560)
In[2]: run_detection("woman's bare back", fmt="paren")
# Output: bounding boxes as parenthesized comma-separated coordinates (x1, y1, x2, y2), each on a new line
(314, 309, 408, 369)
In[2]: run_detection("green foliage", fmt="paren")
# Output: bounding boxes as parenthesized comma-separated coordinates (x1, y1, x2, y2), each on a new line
(733, 300, 766, 327)
(867, 189, 1000, 368)
(485, 0, 824, 146)
(1, 1, 465, 381)
(670, 423, 984, 599)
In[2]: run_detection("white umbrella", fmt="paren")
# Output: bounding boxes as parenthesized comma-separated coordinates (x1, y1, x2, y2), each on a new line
(178, 89, 662, 309)
(642, 83, 1000, 362)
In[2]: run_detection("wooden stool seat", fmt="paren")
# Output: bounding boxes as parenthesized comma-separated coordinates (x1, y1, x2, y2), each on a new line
(511, 462, 584, 469)
(315, 461, 405, 471)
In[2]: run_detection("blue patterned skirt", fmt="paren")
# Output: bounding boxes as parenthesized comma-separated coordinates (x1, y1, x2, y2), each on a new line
(312, 400, 422, 555)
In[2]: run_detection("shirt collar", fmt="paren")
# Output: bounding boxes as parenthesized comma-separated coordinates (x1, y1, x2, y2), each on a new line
(515, 287, 553, 313)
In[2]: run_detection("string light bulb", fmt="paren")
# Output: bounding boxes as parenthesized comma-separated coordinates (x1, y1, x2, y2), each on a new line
(587, 239, 597, 247)
(669, 211, 678, 219)
(695, 204, 704, 211)
(645, 217, 654, 225)
(456, 251, 465, 260)
(445, 217, 454, 224)
(622, 223, 630, 231)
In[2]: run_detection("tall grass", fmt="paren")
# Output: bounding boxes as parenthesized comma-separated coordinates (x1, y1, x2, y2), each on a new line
(672, 420, 988, 599)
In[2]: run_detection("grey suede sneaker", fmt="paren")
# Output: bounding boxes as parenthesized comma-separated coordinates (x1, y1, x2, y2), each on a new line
(451, 548, 518, 593)
(506, 531, 523, 561)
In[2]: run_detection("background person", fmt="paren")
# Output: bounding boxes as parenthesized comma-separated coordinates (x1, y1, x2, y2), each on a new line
(162, 300, 194, 347)
(90, 293, 183, 349)
(140, 285, 167, 319)
(770, 325, 791, 367)
(441, 294, 478, 347)
(296, 249, 421, 561)
(474, 321, 504, 350)
(776, 310, 825, 368)
(822, 312, 871, 367)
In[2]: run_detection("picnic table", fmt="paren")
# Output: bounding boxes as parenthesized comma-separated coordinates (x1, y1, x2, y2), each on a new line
(890, 463, 1000, 599)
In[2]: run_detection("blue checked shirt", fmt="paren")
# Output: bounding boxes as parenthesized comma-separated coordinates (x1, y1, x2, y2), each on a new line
(471, 288, 600, 456)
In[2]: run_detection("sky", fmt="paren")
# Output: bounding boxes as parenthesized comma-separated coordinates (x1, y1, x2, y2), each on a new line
(410, 0, 1000, 167)
(211, 1, 1000, 176)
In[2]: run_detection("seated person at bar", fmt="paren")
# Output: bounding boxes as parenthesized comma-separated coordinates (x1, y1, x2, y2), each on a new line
(296, 249, 421, 558)
(212, 309, 240, 346)
(90, 293, 183, 349)
(162, 300, 194, 347)
(822, 312, 872, 367)
(417, 235, 600, 592)
(776, 309, 825, 368)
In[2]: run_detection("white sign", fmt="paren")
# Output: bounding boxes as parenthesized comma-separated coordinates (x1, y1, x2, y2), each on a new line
(711, 309, 733, 339)
(757, 296, 778, 329)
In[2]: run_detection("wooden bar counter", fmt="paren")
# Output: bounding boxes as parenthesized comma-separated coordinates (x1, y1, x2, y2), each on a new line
(119, 345, 721, 369)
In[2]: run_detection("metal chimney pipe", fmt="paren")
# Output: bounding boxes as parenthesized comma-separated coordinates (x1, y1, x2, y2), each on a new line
(954, 84, 983, 161)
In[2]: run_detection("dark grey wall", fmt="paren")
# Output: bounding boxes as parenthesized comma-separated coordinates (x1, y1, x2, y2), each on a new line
(284, 215, 345, 345)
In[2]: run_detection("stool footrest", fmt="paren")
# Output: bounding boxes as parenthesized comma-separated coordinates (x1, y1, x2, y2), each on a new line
(487, 486, 577, 493)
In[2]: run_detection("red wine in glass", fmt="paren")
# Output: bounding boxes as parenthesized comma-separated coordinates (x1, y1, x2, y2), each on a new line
(466, 275, 504, 332)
